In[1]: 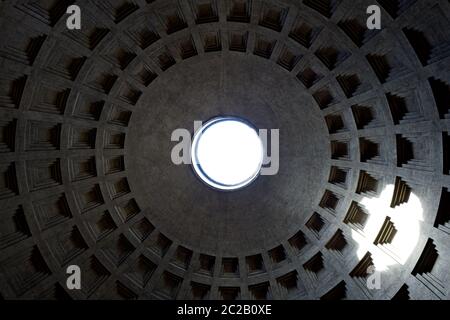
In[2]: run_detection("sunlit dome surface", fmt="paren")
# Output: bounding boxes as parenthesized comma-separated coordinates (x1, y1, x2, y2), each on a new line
(191, 117, 264, 191)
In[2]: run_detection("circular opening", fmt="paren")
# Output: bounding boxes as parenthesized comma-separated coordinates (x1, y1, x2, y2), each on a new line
(191, 116, 264, 191)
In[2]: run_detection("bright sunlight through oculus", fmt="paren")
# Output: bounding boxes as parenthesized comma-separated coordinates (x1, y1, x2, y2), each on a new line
(191, 117, 263, 191)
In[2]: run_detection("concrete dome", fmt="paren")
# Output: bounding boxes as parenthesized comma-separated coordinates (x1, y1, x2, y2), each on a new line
(0, 0, 450, 300)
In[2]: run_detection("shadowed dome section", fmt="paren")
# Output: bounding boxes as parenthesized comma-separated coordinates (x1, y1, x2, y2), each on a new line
(126, 53, 330, 255)
(0, 0, 449, 301)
